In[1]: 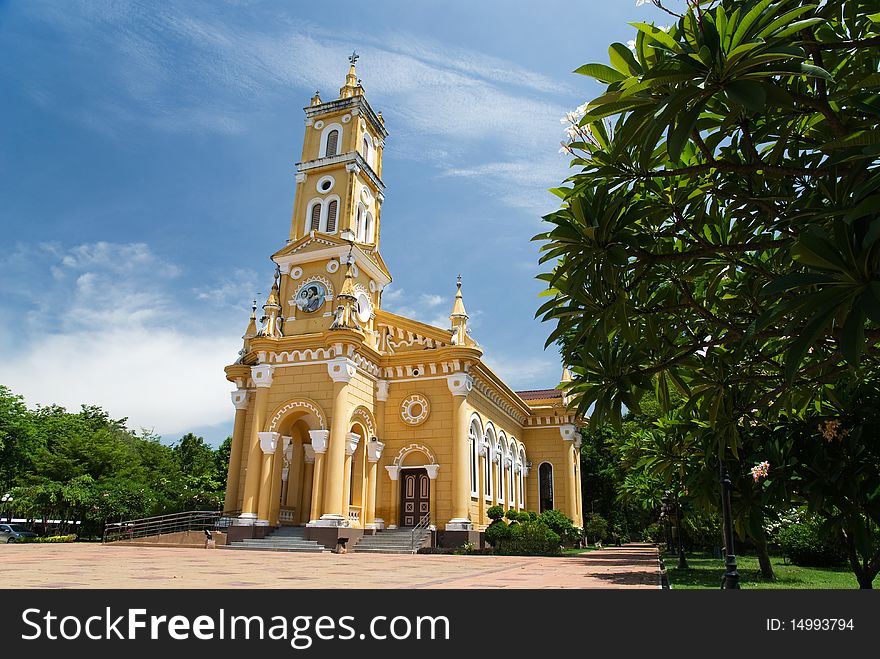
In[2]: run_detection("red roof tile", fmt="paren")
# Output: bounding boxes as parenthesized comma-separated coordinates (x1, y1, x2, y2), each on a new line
(516, 389, 563, 401)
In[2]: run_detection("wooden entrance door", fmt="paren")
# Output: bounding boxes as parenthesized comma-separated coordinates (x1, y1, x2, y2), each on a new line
(400, 469, 429, 527)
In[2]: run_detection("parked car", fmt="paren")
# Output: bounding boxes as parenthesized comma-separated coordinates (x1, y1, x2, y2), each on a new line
(0, 523, 38, 543)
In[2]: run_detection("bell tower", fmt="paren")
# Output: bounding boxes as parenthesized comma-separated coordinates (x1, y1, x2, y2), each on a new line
(289, 52, 388, 251)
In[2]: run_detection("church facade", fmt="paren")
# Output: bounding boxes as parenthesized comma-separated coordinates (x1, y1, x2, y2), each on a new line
(223, 59, 583, 547)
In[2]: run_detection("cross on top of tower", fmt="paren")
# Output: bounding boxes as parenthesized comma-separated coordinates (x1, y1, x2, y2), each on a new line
(349, 51, 359, 65)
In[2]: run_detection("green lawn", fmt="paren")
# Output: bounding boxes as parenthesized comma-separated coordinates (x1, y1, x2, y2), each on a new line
(664, 552, 875, 589)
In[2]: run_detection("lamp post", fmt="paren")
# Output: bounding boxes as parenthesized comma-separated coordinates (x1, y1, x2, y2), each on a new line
(659, 493, 671, 551)
(1, 493, 12, 522)
(673, 492, 689, 570)
(719, 461, 740, 589)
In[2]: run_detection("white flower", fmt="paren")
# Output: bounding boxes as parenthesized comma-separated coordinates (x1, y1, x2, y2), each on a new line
(636, 0, 650, 6)
(565, 125, 579, 140)
(627, 39, 637, 51)
(576, 102, 590, 115)
(660, 25, 671, 32)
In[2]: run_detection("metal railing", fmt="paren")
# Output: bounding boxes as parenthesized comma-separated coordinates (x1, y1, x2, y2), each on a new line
(410, 513, 431, 551)
(102, 510, 237, 543)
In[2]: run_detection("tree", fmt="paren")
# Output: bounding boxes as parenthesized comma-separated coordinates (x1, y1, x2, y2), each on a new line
(536, 0, 879, 587)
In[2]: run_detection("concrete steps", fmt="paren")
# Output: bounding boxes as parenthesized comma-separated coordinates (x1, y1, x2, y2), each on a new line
(221, 526, 330, 553)
(351, 527, 430, 554)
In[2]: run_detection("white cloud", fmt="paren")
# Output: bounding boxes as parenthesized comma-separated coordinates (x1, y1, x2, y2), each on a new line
(482, 352, 560, 392)
(0, 241, 241, 438)
(420, 294, 444, 307)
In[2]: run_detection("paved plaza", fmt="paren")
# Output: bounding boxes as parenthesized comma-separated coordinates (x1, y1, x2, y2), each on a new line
(2, 543, 660, 589)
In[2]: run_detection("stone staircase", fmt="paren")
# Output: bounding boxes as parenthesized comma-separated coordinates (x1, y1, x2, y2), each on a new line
(222, 526, 330, 553)
(351, 527, 431, 554)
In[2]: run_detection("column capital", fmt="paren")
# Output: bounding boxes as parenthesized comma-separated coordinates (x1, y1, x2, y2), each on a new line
(345, 432, 361, 456)
(376, 379, 390, 402)
(385, 465, 400, 481)
(281, 467, 289, 482)
(251, 364, 275, 388)
(446, 372, 473, 397)
(303, 445, 316, 463)
(258, 431, 279, 455)
(327, 357, 357, 383)
(282, 435, 292, 452)
(425, 464, 440, 480)
(367, 438, 385, 463)
(560, 424, 578, 442)
(231, 388, 250, 410)
(309, 429, 330, 454)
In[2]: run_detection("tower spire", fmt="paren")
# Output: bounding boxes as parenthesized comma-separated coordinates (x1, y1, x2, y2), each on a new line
(330, 258, 361, 331)
(340, 51, 364, 98)
(450, 275, 475, 346)
(257, 268, 283, 338)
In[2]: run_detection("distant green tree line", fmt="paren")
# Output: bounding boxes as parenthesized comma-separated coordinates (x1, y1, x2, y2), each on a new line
(0, 384, 230, 539)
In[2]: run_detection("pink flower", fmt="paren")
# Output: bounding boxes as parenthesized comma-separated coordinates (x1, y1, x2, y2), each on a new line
(750, 461, 770, 482)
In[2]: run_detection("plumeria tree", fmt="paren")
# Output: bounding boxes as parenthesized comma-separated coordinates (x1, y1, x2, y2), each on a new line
(538, 0, 879, 587)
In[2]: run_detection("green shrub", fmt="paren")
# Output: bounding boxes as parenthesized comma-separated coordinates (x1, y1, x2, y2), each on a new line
(777, 520, 846, 567)
(504, 508, 518, 522)
(682, 511, 722, 551)
(15, 534, 77, 544)
(484, 519, 512, 547)
(526, 511, 538, 521)
(487, 505, 505, 521)
(538, 509, 580, 545)
(496, 520, 561, 556)
(642, 522, 663, 544)
(583, 513, 609, 545)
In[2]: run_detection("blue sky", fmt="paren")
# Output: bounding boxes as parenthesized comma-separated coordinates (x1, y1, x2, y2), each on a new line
(0, 0, 667, 444)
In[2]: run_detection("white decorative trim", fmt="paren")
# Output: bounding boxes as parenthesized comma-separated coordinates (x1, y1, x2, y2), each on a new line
(369, 280, 377, 293)
(351, 406, 376, 439)
(309, 429, 330, 454)
(316, 175, 335, 193)
(345, 432, 361, 456)
(231, 388, 249, 410)
(392, 443, 437, 466)
(327, 357, 357, 383)
(326, 259, 339, 273)
(290, 267, 303, 280)
(376, 379, 389, 402)
(446, 372, 473, 397)
(251, 364, 275, 388)
(424, 464, 440, 480)
(314, 120, 325, 130)
(560, 424, 578, 441)
(472, 377, 528, 425)
(275, 244, 391, 288)
(267, 398, 327, 431)
(367, 438, 385, 463)
(311, 514, 349, 528)
(258, 431, 279, 455)
(400, 393, 430, 426)
(346, 163, 361, 175)
(445, 519, 473, 531)
(385, 465, 400, 481)
(341, 113, 351, 123)
(295, 172, 307, 184)
(303, 445, 316, 463)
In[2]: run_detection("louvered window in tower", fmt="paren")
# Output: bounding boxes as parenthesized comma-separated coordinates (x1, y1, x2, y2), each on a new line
(326, 200, 338, 233)
(326, 129, 339, 157)
(309, 202, 322, 232)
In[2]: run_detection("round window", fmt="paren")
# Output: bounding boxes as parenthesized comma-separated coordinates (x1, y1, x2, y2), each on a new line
(316, 176, 335, 193)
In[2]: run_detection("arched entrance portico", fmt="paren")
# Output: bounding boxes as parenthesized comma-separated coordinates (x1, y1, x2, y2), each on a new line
(386, 444, 439, 529)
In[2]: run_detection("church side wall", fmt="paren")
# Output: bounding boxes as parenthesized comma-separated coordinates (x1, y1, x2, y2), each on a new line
(522, 426, 580, 527)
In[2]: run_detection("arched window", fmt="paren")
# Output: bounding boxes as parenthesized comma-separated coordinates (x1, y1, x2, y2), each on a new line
(355, 203, 365, 242)
(363, 211, 374, 243)
(507, 456, 514, 508)
(484, 427, 496, 501)
(468, 418, 481, 498)
(518, 448, 527, 508)
(498, 435, 507, 505)
(326, 199, 338, 234)
(362, 135, 371, 164)
(539, 462, 554, 513)
(309, 200, 322, 232)
(326, 129, 339, 157)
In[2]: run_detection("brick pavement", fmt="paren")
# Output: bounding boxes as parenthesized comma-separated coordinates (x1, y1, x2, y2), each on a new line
(1, 543, 660, 589)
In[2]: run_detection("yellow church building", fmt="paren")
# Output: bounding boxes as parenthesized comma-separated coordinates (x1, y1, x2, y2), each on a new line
(222, 57, 583, 549)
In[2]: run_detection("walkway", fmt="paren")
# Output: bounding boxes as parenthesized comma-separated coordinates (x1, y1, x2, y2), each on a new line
(0, 543, 660, 589)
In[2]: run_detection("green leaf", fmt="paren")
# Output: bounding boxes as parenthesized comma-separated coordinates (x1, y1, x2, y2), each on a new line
(723, 79, 766, 112)
(629, 22, 682, 54)
(666, 100, 706, 162)
(574, 63, 628, 84)
(791, 231, 849, 271)
(785, 307, 837, 383)
(608, 43, 642, 76)
(839, 305, 865, 366)
(730, 0, 775, 49)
